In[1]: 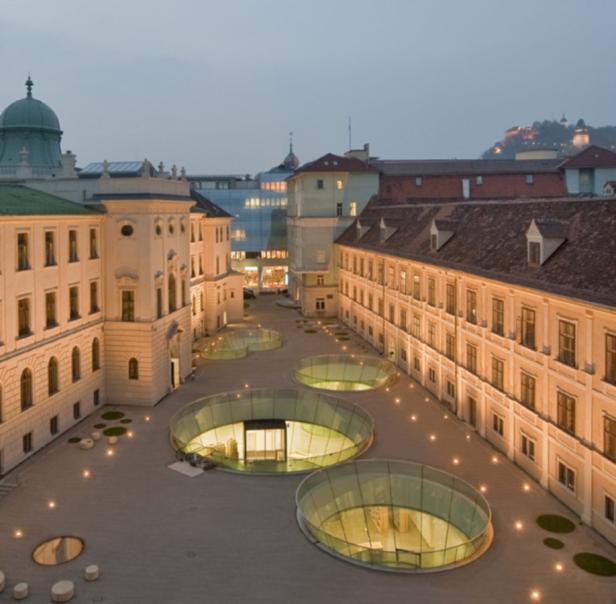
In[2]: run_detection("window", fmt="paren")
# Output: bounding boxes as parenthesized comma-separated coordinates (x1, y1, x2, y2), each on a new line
(466, 289, 477, 324)
(71, 347, 81, 382)
(317, 179, 324, 190)
(467, 343, 477, 374)
(558, 320, 576, 367)
(181, 278, 187, 307)
(604, 415, 616, 461)
(491, 357, 504, 391)
(90, 281, 99, 314)
(122, 291, 135, 321)
(413, 274, 421, 300)
(427, 322, 436, 347)
(18, 298, 31, 337)
(428, 368, 436, 383)
(44, 231, 56, 266)
(17, 233, 29, 270)
(121, 224, 134, 237)
(528, 241, 541, 265)
(399, 309, 407, 331)
(520, 307, 536, 349)
(335, 178, 344, 190)
(445, 333, 456, 360)
(199, 256, 203, 275)
(315, 298, 325, 311)
(606, 334, 616, 384)
(557, 461, 575, 492)
(446, 283, 456, 315)
(89, 228, 98, 259)
(156, 288, 163, 319)
(69, 286, 79, 320)
(521, 434, 536, 461)
(427, 278, 435, 306)
(349, 201, 357, 216)
(73, 402, 81, 420)
(92, 338, 100, 371)
(215, 256, 220, 274)
(23, 432, 33, 454)
(68, 229, 78, 262)
(413, 356, 421, 372)
(316, 274, 324, 286)
(93, 389, 100, 407)
(411, 314, 421, 338)
(468, 396, 477, 427)
(526, 174, 534, 185)
(415, 176, 423, 187)
(606, 495, 615, 523)
(128, 358, 139, 380)
(476, 175, 483, 185)
(389, 303, 395, 323)
(192, 296, 197, 316)
(48, 357, 59, 396)
(492, 298, 504, 336)
(336, 202, 343, 216)
(20, 369, 33, 410)
(50, 415, 59, 436)
(520, 372, 536, 409)
(557, 391, 576, 434)
(492, 413, 504, 436)
(45, 292, 57, 328)
(446, 381, 455, 398)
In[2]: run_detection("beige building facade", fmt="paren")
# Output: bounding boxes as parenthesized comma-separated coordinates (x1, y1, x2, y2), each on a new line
(336, 198, 616, 546)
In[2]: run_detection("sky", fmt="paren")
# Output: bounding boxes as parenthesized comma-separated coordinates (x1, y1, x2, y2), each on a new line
(1, 0, 615, 174)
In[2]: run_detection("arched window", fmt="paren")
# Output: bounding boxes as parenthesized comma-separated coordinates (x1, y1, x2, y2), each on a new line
(48, 357, 59, 396)
(128, 358, 139, 380)
(20, 369, 33, 410)
(92, 338, 100, 371)
(168, 274, 177, 312)
(71, 347, 81, 382)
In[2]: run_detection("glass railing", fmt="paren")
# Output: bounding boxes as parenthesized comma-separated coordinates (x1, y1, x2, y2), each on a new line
(202, 328, 282, 360)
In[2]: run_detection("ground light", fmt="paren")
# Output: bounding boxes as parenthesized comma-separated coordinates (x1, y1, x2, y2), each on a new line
(170, 388, 374, 474)
(296, 459, 493, 572)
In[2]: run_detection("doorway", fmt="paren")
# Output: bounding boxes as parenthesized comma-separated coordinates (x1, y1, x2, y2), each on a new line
(170, 358, 180, 389)
(244, 420, 286, 462)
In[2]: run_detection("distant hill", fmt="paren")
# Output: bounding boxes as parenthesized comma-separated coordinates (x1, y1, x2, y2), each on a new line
(482, 118, 616, 159)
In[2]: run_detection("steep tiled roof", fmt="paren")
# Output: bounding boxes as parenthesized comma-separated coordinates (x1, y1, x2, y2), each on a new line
(294, 153, 377, 174)
(370, 158, 561, 177)
(558, 145, 616, 170)
(190, 189, 232, 218)
(0, 185, 102, 215)
(337, 197, 616, 308)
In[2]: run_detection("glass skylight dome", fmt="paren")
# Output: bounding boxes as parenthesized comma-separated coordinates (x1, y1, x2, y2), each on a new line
(202, 328, 281, 360)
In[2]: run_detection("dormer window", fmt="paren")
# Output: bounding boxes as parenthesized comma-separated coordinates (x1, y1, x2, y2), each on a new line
(528, 241, 541, 265)
(430, 219, 456, 251)
(526, 219, 566, 266)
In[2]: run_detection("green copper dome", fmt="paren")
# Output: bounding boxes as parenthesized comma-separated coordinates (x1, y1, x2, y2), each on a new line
(0, 77, 63, 170)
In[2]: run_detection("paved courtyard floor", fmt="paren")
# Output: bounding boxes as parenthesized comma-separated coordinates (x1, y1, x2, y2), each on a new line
(0, 297, 614, 603)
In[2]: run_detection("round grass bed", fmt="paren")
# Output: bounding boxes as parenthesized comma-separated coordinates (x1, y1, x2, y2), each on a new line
(93, 423, 106, 429)
(304, 329, 317, 334)
(536, 514, 575, 533)
(103, 427, 127, 437)
(119, 418, 132, 424)
(101, 411, 125, 421)
(67, 437, 81, 444)
(573, 552, 616, 576)
(543, 537, 565, 549)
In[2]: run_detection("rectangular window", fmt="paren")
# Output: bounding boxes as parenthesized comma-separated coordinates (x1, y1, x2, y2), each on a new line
(336, 179, 344, 190)
(428, 368, 436, 383)
(156, 288, 163, 319)
(468, 396, 477, 427)
(389, 303, 395, 324)
(68, 229, 78, 262)
(528, 241, 541, 265)
(73, 402, 81, 420)
(44, 231, 56, 266)
(69, 286, 79, 320)
(491, 357, 504, 391)
(316, 274, 324, 286)
(122, 290, 135, 322)
(17, 233, 29, 270)
(521, 307, 536, 349)
(492, 298, 504, 336)
(399, 309, 407, 332)
(90, 281, 99, 314)
(412, 314, 421, 338)
(557, 461, 575, 492)
(606, 495, 615, 523)
(45, 291, 57, 328)
(317, 179, 324, 190)
(526, 174, 534, 185)
(446, 284, 456, 315)
(521, 434, 536, 461)
(23, 432, 33, 454)
(414, 356, 421, 371)
(315, 298, 325, 311)
(399, 270, 407, 293)
(467, 343, 477, 374)
(492, 413, 504, 436)
(427, 322, 436, 347)
(520, 372, 536, 410)
(466, 289, 477, 324)
(93, 389, 100, 407)
(400, 348, 407, 362)
(413, 274, 421, 300)
(427, 278, 436, 306)
(378, 299, 384, 317)
(89, 228, 98, 259)
(349, 201, 357, 216)
(415, 176, 423, 187)
(604, 415, 616, 461)
(445, 333, 456, 360)
(558, 320, 576, 367)
(606, 334, 616, 384)
(50, 415, 59, 436)
(18, 297, 31, 337)
(557, 391, 576, 434)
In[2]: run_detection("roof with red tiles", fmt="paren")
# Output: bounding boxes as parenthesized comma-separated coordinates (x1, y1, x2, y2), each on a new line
(558, 145, 616, 170)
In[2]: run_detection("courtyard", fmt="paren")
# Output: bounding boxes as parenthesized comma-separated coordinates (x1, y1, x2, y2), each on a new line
(0, 297, 614, 603)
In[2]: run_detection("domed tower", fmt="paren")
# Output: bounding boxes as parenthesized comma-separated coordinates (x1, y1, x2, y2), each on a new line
(572, 118, 590, 148)
(0, 76, 63, 172)
(283, 133, 299, 170)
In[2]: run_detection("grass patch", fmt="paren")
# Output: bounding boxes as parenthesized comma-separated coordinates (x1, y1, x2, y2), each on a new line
(573, 553, 616, 576)
(543, 537, 564, 549)
(93, 423, 106, 429)
(67, 437, 81, 444)
(103, 426, 127, 437)
(101, 411, 125, 421)
(536, 514, 575, 533)
(304, 329, 317, 334)
(119, 418, 132, 424)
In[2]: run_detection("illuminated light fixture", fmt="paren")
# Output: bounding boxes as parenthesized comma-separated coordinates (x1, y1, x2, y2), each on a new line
(424, 397, 429, 402)
(491, 455, 499, 464)
(244, 383, 249, 389)
(409, 384, 415, 389)
(555, 563, 563, 572)
(523, 483, 531, 492)
(385, 388, 390, 393)
(127, 431, 134, 438)
(530, 590, 541, 601)
(443, 414, 449, 420)
(48, 500, 56, 509)
(14, 529, 23, 539)
(452, 457, 460, 465)
(429, 434, 437, 442)
(479, 484, 487, 493)
(236, 393, 241, 399)
(82, 469, 91, 479)
(342, 346, 347, 351)
(514, 521, 523, 531)
(145, 416, 151, 422)
(394, 397, 401, 405)
(106, 448, 114, 457)
(410, 414, 417, 422)
(465, 434, 471, 441)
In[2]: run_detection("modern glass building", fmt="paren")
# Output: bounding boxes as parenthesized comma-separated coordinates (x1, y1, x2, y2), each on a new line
(188, 146, 298, 291)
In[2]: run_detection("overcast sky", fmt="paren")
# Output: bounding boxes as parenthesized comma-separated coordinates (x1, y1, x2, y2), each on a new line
(2, 0, 615, 174)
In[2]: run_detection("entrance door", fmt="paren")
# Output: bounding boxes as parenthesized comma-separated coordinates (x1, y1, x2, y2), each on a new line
(170, 358, 180, 389)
